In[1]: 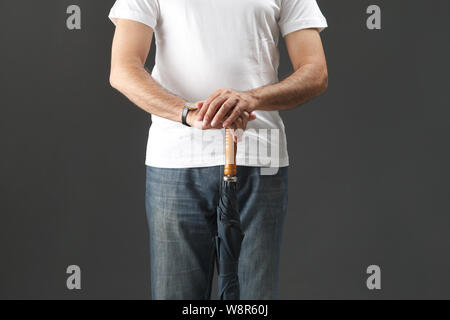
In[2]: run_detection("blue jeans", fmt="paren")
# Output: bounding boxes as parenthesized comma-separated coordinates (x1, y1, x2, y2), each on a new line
(145, 165, 288, 299)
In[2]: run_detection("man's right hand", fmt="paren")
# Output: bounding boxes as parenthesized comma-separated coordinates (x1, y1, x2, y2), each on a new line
(186, 102, 210, 129)
(187, 101, 257, 142)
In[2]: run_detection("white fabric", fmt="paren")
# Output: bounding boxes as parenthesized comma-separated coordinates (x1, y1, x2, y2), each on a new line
(109, 0, 327, 168)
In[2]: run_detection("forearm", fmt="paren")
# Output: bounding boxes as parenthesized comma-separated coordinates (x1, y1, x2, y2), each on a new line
(248, 63, 328, 111)
(109, 64, 185, 122)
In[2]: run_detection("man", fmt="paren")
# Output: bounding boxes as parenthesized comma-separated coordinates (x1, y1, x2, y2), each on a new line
(108, 0, 328, 299)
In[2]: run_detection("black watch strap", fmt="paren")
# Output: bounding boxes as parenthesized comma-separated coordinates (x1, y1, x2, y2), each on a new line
(182, 104, 196, 127)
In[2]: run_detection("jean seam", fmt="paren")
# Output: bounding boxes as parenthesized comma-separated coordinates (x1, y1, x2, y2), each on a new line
(204, 239, 216, 300)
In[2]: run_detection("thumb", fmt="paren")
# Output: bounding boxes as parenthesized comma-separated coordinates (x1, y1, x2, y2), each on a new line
(195, 101, 203, 109)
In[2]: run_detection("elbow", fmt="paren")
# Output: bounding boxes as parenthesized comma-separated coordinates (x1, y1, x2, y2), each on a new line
(109, 62, 141, 91)
(109, 70, 120, 90)
(109, 63, 128, 90)
(317, 67, 328, 95)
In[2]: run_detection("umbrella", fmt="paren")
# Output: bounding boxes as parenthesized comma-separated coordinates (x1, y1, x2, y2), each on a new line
(216, 128, 244, 300)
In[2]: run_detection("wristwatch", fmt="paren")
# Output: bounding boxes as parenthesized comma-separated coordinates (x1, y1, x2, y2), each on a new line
(182, 103, 198, 127)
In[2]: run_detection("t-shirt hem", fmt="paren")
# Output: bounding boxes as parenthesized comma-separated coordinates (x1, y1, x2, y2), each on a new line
(109, 8, 157, 29)
(280, 18, 328, 37)
(145, 158, 290, 169)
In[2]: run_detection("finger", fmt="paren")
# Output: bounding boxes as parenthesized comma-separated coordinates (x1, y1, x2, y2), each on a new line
(223, 102, 244, 127)
(227, 121, 237, 130)
(249, 112, 257, 121)
(211, 97, 238, 128)
(236, 116, 244, 129)
(204, 94, 229, 127)
(224, 115, 241, 129)
(195, 101, 204, 109)
(241, 116, 249, 131)
(199, 90, 222, 120)
(198, 101, 208, 123)
(241, 112, 251, 130)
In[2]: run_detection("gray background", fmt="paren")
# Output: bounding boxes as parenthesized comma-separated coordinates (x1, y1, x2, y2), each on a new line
(1, 0, 449, 299)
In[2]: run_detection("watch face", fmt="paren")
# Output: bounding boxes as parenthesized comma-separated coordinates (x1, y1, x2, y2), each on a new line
(185, 103, 197, 110)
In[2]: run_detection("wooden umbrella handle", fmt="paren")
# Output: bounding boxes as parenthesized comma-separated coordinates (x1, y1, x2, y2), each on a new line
(224, 128, 237, 176)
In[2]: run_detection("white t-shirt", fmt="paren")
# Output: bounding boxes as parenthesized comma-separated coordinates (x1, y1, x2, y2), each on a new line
(109, 0, 327, 168)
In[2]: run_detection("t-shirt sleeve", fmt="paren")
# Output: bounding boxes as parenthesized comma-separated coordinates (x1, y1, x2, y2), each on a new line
(278, 0, 328, 37)
(108, 0, 159, 30)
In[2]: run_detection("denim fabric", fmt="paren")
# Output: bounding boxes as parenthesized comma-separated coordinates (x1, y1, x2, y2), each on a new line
(145, 165, 288, 300)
